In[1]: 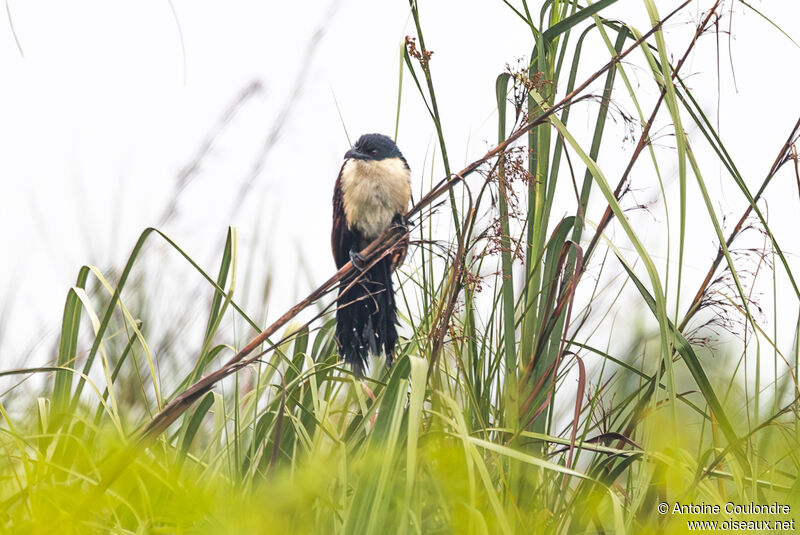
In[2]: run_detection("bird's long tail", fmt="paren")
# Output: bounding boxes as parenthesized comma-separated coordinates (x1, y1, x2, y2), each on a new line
(335, 256, 398, 376)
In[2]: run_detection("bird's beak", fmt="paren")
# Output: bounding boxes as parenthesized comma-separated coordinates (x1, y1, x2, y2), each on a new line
(344, 148, 362, 160)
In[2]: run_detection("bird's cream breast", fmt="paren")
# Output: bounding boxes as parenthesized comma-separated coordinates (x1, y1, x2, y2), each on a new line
(340, 157, 411, 239)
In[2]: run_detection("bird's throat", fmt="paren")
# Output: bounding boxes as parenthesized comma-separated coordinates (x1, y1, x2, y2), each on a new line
(340, 157, 411, 239)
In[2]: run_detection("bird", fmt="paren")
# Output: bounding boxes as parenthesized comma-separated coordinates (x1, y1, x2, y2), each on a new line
(331, 133, 411, 375)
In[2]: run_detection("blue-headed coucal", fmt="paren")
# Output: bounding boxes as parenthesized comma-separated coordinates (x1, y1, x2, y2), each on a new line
(331, 133, 410, 375)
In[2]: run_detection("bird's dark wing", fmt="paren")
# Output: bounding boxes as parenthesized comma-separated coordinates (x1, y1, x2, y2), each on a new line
(332, 166, 357, 269)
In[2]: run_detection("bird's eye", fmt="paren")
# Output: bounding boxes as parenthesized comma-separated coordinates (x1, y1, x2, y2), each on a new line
(369, 149, 378, 155)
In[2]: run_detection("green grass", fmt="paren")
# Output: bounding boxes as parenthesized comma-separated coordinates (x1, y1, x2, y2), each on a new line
(2, 1, 800, 533)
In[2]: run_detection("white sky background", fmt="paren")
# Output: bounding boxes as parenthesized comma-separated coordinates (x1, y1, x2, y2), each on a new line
(0, 0, 799, 383)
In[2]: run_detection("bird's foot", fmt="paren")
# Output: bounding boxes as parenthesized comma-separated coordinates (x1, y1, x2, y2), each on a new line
(392, 216, 411, 232)
(349, 249, 367, 272)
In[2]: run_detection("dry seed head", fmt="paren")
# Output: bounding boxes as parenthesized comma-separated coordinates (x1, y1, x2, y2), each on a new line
(504, 59, 551, 117)
(405, 36, 433, 67)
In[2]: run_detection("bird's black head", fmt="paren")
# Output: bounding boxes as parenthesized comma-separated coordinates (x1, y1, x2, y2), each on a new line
(344, 133, 404, 161)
